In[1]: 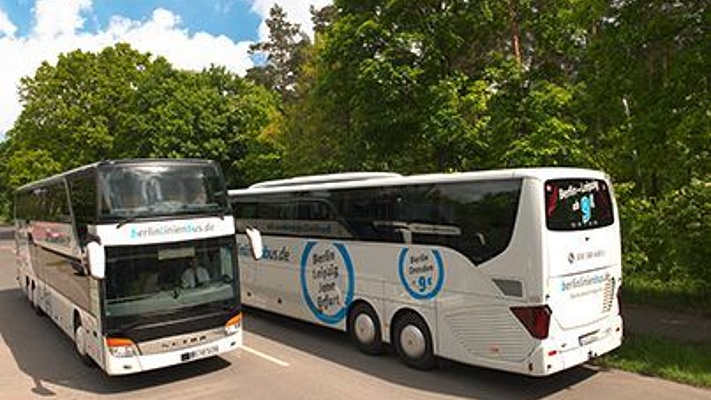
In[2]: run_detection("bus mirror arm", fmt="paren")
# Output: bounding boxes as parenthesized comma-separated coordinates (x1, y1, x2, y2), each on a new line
(86, 233, 101, 245)
(86, 241, 106, 280)
(245, 227, 263, 260)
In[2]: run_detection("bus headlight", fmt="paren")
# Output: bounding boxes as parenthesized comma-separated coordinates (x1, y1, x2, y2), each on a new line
(106, 337, 138, 358)
(225, 313, 242, 335)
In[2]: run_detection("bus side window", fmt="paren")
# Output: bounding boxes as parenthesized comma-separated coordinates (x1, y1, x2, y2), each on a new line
(68, 171, 97, 246)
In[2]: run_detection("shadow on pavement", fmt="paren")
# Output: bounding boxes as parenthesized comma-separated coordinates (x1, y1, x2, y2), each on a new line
(244, 307, 600, 400)
(0, 288, 231, 396)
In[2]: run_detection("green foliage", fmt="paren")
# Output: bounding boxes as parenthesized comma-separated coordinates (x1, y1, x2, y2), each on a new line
(597, 334, 711, 388)
(580, 0, 710, 196)
(0, 44, 278, 201)
(247, 4, 311, 104)
(619, 180, 711, 305)
(623, 276, 711, 312)
(277, 0, 612, 175)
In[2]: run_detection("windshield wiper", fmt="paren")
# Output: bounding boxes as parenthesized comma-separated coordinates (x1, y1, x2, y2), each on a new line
(116, 215, 137, 229)
(207, 300, 235, 312)
(115, 315, 154, 334)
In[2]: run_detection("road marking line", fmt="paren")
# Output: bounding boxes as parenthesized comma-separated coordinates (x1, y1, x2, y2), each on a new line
(242, 345, 290, 367)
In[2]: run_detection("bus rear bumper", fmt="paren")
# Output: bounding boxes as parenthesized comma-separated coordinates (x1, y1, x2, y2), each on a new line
(103, 330, 243, 376)
(529, 315, 623, 376)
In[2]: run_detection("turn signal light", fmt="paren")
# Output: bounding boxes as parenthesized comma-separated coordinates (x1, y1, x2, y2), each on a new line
(106, 337, 138, 358)
(225, 313, 243, 335)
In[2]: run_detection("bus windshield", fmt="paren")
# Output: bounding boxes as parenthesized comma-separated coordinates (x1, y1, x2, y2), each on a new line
(103, 237, 238, 318)
(99, 163, 228, 220)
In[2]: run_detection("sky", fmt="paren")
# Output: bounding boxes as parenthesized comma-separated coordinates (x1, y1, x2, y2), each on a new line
(0, 0, 332, 139)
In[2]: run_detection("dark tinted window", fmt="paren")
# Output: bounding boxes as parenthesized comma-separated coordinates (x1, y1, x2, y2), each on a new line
(329, 188, 400, 241)
(234, 179, 522, 264)
(68, 170, 98, 244)
(14, 190, 31, 220)
(14, 180, 70, 223)
(397, 180, 522, 263)
(545, 179, 614, 231)
(68, 171, 97, 223)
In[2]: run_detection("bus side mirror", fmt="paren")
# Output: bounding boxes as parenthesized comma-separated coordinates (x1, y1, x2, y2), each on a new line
(245, 227, 263, 260)
(86, 241, 106, 280)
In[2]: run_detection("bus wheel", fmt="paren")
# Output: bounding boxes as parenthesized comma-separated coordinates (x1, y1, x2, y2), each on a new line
(393, 312, 436, 370)
(74, 323, 94, 366)
(348, 303, 384, 355)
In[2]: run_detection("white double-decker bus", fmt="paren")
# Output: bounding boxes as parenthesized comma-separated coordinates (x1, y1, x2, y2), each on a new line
(14, 159, 244, 375)
(230, 168, 623, 376)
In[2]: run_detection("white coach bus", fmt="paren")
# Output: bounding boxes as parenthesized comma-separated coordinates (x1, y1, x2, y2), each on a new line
(14, 159, 245, 375)
(230, 168, 623, 376)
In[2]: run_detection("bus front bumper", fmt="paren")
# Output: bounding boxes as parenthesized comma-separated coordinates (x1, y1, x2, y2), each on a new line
(103, 330, 242, 375)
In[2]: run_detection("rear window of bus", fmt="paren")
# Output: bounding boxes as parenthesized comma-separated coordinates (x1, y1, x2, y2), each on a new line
(544, 179, 614, 231)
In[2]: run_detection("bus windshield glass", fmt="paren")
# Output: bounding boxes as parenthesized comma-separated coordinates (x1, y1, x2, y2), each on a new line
(103, 237, 237, 318)
(545, 178, 614, 231)
(99, 163, 228, 220)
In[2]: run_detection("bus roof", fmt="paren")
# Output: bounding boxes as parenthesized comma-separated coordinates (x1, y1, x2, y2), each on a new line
(248, 172, 403, 189)
(15, 158, 217, 193)
(229, 167, 610, 196)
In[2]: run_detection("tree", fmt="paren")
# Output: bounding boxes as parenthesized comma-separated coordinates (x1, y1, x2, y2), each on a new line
(278, 0, 599, 174)
(580, 0, 710, 196)
(0, 43, 279, 198)
(246, 5, 311, 105)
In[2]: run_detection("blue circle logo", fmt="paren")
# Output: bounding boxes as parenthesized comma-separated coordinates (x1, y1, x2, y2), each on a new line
(581, 195, 592, 224)
(300, 241, 355, 324)
(398, 248, 444, 300)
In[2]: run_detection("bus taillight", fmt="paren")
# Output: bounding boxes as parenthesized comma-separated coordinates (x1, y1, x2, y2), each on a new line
(511, 305, 551, 340)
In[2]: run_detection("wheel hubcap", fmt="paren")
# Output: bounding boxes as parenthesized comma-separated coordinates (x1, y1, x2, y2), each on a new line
(400, 324, 426, 360)
(354, 313, 376, 345)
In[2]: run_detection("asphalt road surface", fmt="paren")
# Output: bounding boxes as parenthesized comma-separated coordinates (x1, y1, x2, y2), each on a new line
(0, 239, 709, 400)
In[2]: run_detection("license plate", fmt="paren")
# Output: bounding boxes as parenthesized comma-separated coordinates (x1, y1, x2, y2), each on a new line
(181, 345, 219, 362)
(579, 331, 599, 346)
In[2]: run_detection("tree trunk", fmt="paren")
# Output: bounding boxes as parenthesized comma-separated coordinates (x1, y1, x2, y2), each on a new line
(509, 0, 522, 66)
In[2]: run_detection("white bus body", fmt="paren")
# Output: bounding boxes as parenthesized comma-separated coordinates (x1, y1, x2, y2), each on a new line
(230, 168, 623, 376)
(14, 159, 243, 375)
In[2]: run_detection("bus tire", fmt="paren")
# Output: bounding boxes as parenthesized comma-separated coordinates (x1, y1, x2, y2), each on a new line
(348, 302, 384, 355)
(393, 312, 436, 370)
(74, 321, 94, 367)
